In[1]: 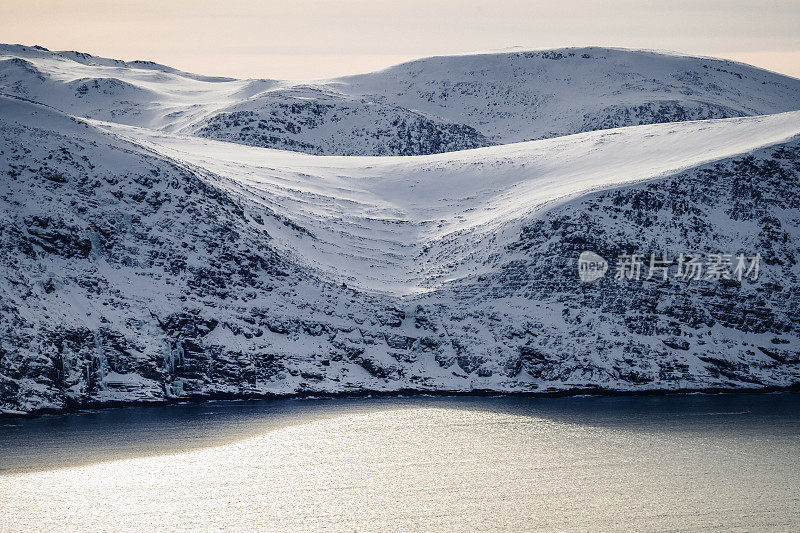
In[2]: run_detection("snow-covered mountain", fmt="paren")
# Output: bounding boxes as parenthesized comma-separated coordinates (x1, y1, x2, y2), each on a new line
(1, 45, 800, 415)
(3, 44, 800, 155)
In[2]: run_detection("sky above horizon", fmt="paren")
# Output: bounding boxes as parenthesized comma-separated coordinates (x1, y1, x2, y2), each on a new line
(2, 0, 799, 80)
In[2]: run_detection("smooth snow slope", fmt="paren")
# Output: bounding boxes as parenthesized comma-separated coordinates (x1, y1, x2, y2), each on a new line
(0, 44, 280, 131)
(98, 112, 800, 295)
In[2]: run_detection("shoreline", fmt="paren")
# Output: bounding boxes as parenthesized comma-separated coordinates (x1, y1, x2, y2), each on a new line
(4, 382, 800, 420)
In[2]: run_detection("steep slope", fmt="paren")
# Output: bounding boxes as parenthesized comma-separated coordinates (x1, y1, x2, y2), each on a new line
(0, 95, 314, 411)
(1, 95, 799, 414)
(3, 44, 800, 155)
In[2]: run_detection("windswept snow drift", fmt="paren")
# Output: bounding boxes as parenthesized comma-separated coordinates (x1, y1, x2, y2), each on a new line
(1, 46, 800, 414)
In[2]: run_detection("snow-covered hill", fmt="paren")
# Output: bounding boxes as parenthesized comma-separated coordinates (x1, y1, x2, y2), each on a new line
(100, 110, 800, 296)
(3, 44, 800, 155)
(339, 47, 800, 142)
(1, 89, 799, 415)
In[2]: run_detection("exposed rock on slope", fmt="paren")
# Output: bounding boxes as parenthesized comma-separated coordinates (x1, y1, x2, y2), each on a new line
(195, 88, 490, 156)
(1, 95, 799, 414)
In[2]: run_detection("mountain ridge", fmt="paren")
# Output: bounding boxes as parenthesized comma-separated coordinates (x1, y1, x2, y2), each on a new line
(3, 44, 800, 154)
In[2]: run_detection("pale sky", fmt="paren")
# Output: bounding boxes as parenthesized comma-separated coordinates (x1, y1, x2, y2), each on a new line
(2, 0, 799, 80)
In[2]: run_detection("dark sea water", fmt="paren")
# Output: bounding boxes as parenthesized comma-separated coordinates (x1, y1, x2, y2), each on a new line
(1, 393, 799, 531)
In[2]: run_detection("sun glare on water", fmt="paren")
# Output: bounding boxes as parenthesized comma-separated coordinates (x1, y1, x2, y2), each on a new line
(2, 404, 798, 532)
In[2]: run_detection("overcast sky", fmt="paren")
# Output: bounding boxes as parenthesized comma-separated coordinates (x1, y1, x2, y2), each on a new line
(3, 0, 799, 80)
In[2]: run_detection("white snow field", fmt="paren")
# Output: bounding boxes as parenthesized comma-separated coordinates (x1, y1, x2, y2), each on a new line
(98, 111, 800, 294)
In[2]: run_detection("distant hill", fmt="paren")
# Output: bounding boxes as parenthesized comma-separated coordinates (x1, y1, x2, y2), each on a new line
(3, 44, 800, 155)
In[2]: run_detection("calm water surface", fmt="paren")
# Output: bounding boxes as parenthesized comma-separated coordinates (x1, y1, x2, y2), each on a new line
(1, 393, 799, 531)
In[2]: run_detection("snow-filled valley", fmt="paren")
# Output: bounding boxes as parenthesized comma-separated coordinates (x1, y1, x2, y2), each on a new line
(99, 111, 800, 295)
(1, 45, 800, 414)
